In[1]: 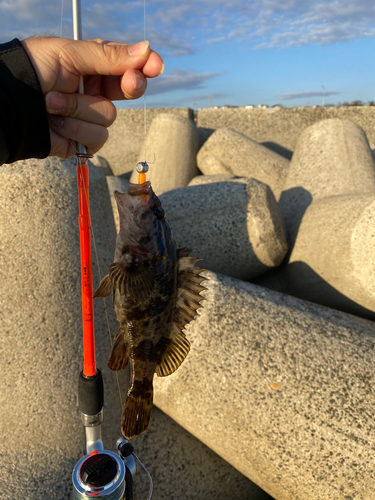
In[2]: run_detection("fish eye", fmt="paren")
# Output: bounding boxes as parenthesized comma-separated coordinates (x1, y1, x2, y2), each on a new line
(153, 206, 165, 220)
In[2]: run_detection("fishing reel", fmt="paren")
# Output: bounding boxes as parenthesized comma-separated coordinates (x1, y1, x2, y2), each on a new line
(72, 370, 152, 500)
(72, 436, 136, 500)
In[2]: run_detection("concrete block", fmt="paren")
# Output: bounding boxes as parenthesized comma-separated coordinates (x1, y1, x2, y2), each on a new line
(197, 106, 375, 155)
(129, 113, 200, 194)
(196, 128, 290, 200)
(160, 177, 288, 281)
(99, 108, 194, 176)
(254, 194, 375, 321)
(0, 157, 119, 498)
(89, 153, 112, 175)
(106, 176, 129, 233)
(280, 119, 375, 236)
(154, 270, 375, 500)
(189, 173, 236, 185)
(0, 159, 269, 499)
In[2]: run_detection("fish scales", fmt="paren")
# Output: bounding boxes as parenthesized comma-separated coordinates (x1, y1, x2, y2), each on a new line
(94, 181, 207, 439)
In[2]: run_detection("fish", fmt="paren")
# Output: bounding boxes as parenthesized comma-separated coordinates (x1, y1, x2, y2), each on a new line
(94, 181, 207, 439)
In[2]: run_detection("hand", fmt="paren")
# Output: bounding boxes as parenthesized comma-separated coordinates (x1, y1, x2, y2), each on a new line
(21, 37, 164, 158)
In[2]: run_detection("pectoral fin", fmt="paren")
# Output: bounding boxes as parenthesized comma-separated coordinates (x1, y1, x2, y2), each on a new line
(109, 262, 154, 301)
(156, 324, 190, 377)
(108, 329, 129, 371)
(94, 274, 113, 298)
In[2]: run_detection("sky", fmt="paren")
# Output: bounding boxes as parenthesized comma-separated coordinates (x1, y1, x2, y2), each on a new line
(1, 0, 375, 109)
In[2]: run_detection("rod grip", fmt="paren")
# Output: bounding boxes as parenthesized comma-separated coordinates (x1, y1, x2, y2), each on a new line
(78, 369, 104, 416)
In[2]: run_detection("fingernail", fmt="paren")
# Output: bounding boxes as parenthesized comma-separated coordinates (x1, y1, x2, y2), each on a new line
(128, 40, 149, 56)
(46, 91, 66, 113)
(159, 61, 165, 75)
(133, 72, 145, 91)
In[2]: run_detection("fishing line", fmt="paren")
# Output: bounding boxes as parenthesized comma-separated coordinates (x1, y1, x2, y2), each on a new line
(133, 452, 153, 500)
(59, 0, 64, 38)
(143, 0, 148, 162)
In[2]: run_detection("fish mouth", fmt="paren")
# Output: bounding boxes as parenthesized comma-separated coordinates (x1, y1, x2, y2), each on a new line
(114, 181, 152, 212)
(127, 181, 151, 196)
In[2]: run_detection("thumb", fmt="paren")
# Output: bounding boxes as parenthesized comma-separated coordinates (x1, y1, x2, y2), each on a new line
(58, 39, 151, 77)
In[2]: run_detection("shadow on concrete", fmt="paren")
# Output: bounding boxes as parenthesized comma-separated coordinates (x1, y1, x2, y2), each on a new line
(255, 185, 375, 321)
(252, 261, 375, 322)
(261, 141, 294, 160)
(119, 170, 132, 181)
(278, 187, 313, 250)
(198, 126, 215, 148)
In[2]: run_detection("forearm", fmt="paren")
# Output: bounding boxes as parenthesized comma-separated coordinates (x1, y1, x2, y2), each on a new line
(0, 38, 50, 165)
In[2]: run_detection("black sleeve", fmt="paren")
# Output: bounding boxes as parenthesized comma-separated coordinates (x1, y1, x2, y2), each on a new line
(0, 38, 50, 165)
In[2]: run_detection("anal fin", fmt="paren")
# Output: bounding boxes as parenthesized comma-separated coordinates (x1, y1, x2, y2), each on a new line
(108, 329, 129, 371)
(156, 324, 190, 377)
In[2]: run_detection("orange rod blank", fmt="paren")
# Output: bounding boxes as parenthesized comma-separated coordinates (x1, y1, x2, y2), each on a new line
(77, 158, 96, 377)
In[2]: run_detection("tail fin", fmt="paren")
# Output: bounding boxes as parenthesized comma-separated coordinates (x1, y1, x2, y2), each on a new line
(121, 385, 154, 439)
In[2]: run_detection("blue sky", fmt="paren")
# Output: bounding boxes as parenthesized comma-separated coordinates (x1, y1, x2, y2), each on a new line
(0, 0, 375, 109)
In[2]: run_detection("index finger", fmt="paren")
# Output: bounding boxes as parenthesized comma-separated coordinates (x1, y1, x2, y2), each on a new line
(57, 39, 151, 79)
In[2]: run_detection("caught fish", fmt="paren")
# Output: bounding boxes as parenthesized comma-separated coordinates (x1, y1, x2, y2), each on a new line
(94, 181, 207, 439)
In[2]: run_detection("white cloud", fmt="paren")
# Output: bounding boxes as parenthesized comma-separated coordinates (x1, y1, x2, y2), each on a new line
(146, 68, 223, 95)
(1, 0, 375, 50)
(280, 90, 342, 100)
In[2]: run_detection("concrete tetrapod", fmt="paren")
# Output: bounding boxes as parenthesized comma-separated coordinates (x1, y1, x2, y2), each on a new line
(0, 159, 271, 499)
(254, 193, 375, 320)
(154, 271, 375, 500)
(129, 113, 200, 193)
(280, 118, 375, 239)
(160, 177, 288, 281)
(0, 158, 120, 499)
(99, 107, 194, 176)
(196, 127, 290, 201)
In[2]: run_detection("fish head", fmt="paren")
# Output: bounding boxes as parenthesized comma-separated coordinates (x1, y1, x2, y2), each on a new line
(114, 181, 174, 259)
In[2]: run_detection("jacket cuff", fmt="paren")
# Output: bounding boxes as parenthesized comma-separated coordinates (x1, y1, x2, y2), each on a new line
(0, 38, 50, 164)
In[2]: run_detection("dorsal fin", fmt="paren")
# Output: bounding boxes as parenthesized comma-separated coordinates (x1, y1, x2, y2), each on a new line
(173, 247, 208, 332)
(156, 324, 190, 377)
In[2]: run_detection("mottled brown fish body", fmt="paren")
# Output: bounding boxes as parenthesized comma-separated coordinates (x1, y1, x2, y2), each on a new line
(94, 181, 207, 439)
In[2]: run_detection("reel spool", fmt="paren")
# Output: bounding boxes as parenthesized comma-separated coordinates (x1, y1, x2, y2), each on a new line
(73, 450, 125, 500)
(72, 438, 136, 500)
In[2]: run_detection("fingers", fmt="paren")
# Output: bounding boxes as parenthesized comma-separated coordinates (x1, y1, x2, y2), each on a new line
(48, 115, 109, 157)
(56, 39, 163, 90)
(22, 36, 164, 102)
(142, 51, 165, 78)
(45, 91, 117, 126)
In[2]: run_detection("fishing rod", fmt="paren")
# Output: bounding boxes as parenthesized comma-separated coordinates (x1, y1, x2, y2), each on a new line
(70, 1, 150, 498)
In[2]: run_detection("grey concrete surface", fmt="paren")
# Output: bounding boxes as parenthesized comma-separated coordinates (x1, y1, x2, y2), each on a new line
(106, 175, 129, 233)
(154, 270, 375, 500)
(159, 177, 288, 281)
(279, 119, 375, 238)
(196, 128, 289, 201)
(89, 153, 112, 175)
(100, 108, 194, 177)
(189, 173, 236, 185)
(197, 106, 375, 153)
(254, 194, 375, 321)
(129, 113, 200, 193)
(0, 158, 271, 500)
